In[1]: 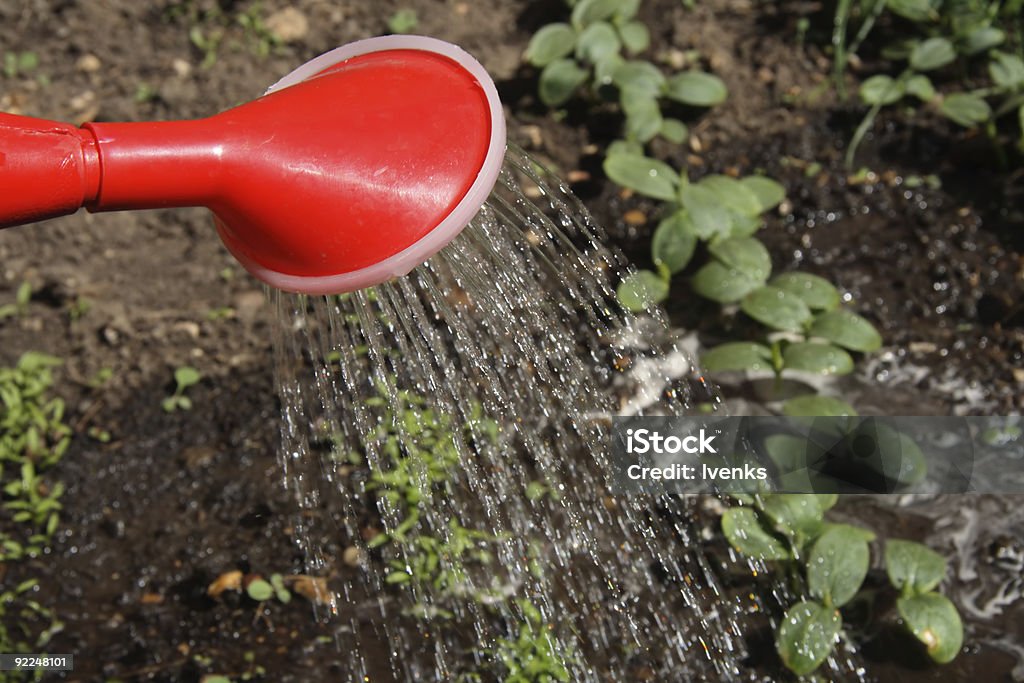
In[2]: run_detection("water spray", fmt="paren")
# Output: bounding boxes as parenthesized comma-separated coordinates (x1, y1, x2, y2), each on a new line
(0, 36, 506, 294)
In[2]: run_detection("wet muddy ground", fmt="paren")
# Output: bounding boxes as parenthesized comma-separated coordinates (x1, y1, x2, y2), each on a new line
(0, 0, 1022, 681)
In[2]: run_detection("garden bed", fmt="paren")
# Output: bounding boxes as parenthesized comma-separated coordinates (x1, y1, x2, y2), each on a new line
(0, 0, 1021, 681)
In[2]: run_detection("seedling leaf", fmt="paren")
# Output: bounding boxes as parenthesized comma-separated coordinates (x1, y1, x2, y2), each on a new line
(776, 601, 842, 675)
(897, 593, 963, 664)
(809, 310, 882, 352)
(539, 59, 589, 106)
(783, 342, 854, 375)
(770, 272, 840, 310)
(807, 525, 871, 607)
(665, 71, 728, 106)
(721, 507, 789, 560)
(702, 342, 773, 373)
(603, 154, 680, 200)
(617, 271, 669, 311)
(886, 539, 947, 595)
(741, 286, 813, 332)
(526, 23, 576, 66)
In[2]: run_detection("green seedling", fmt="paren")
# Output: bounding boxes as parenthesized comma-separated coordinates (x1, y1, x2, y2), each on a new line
(3, 51, 38, 79)
(387, 9, 419, 34)
(606, 153, 880, 410)
(162, 366, 201, 412)
(237, 5, 280, 59)
(722, 494, 961, 674)
(189, 26, 223, 70)
(834, 0, 1024, 165)
(492, 600, 572, 682)
(0, 353, 69, 675)
(0, 282, 33, 320)
(67, 296, 92, 322)
(246, 573, 291, 604)
(526, 0, 726, 145)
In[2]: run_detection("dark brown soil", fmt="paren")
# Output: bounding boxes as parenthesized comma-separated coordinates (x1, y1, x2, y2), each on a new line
(1, 1, 1021, 682)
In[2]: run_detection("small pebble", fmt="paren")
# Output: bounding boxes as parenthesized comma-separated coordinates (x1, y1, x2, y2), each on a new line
(76, 54, 101, 73)
(265, 7, 309, 43)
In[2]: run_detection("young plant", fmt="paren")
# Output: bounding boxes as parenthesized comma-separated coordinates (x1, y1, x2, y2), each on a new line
(492, 600, 572, 683)
(3, 51, 38, 80)
(162, 366, 201, 412)
(387, 9, 419, 34)
(722, 494, 962, 674)
(836, 0, 1024, 164)
(608, 153, 881, 413)
(0, 352, 71, 561)
(526, 0, 727, 145)
(0, 282, 33, 320)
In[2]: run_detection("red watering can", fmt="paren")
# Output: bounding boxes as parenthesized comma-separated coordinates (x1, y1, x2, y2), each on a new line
(0, 36, 506, 294)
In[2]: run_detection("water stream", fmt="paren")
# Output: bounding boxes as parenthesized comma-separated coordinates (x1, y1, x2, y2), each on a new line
(267, 146, 867, 681)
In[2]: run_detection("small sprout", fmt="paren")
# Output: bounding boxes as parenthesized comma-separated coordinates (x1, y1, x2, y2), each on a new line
(387, 9, 418, 34)
(245, 577, 274, 602)
(163, 366, 201, 412)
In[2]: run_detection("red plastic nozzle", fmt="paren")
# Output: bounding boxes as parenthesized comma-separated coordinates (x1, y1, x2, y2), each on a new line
(0, 36, 506, 294)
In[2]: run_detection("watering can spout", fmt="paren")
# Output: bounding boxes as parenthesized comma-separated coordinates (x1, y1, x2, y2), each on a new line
(0, 36, 506, 295)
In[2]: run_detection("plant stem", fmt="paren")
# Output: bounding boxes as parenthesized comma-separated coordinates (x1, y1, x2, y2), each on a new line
(846, 69, 910, 169)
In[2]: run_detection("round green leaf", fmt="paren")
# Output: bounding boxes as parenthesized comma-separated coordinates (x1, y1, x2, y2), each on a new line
(576, 21, 621, 64)
(594, 52, 625, 85)
(989, 52, 1024, 89)
(776, 601, 842, 675)
(571, 0, 621, 28)
(760, 494, 825, 541)
(741, 286, 813, 332)
(678, 184, 732, 240)
(603, 153, 680, 200)
(652, 212, 697, 273)
(607, 138, 643, 157)
(897, 593, 963, 664)
(783, 342, 854, 375)
(809, 310, 882, 352)
(701, 342, 773, 373)
(782, 395, 858, 417)
(617, 270, 669, 312)
(246, 578, 274, 601)
(906, 74, 936, 102)
(964, 26, 1004, 55)
(539, 58, 589, 106)
(885, 539, 947, 595)
(940, 92, 992, 127)
(175, 366, 201, 388)
(698, 175, 763, 216)
(709, 237, 772, 284)
(525, 23, 577, 66)
(887, 0, 934, 21)
(721, 507, 789, 560)
(692, 261, 760, 303)
(807, 525, 871, 607)
(623, 95, 662, 143)
(860, 74, 905, 105)
(617, 21, 650, 54)
(612, 60, 666, 99)
(910, 37, 956, 71)
(659, 118, 688, 143)
(202, 677, 232, 683)
(738, 176, 786, 213)
(725, 208, 763, 237)
(665, 71, 728, 106)
(770, 272, 840, 311)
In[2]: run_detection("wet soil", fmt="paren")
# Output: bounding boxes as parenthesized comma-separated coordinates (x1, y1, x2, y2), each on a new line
(0, 0, 1022, 681)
